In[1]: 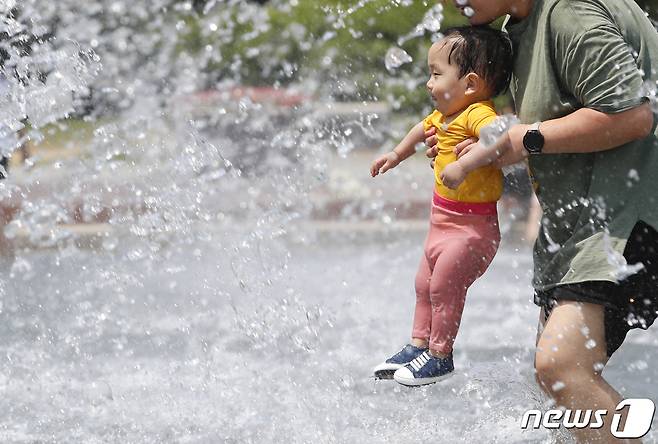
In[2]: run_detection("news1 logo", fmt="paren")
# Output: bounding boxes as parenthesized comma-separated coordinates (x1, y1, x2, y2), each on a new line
(521, 398, 656, 438)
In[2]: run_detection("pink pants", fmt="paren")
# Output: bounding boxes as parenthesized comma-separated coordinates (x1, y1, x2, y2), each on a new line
(412, 195, 500, 355)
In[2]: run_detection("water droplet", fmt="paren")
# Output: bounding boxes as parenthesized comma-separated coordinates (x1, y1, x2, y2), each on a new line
(551, 381, 566, 391)
(385, 47, 413, 73)
(422, 5, 444, 33)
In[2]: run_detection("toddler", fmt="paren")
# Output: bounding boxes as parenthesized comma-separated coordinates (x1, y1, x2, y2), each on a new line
(370, 26, 513, 386)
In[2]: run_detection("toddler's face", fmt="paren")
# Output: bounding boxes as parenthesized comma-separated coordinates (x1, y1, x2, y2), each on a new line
(451, 0, 509, 25)
(426, 40, 470, 116)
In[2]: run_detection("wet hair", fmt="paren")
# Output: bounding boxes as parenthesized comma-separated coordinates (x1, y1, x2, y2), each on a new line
(440, 26, 513, 97)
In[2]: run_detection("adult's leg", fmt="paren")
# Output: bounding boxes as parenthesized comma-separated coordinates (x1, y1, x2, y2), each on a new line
(536, 306, 547, 346)
(534, 300, 639, 444)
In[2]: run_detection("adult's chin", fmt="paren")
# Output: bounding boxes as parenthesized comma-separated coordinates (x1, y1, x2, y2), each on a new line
(466, 15, 495, 26)
(458, 9, 496, 26)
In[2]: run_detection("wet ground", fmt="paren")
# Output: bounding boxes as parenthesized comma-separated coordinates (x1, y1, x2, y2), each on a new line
(0, 230, 656, 443)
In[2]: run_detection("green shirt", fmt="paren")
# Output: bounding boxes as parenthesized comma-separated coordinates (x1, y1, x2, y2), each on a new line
(505, 0, 658, 290)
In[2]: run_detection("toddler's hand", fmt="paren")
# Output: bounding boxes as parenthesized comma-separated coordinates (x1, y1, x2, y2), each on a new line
(440, 161, 467, 189)
(370, 151, 400, 177)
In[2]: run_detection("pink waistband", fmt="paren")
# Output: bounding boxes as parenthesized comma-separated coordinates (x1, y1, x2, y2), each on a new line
(433, 193, 498, 216)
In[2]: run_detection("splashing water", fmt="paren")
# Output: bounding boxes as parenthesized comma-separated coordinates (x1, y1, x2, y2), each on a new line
(603, 230, 645, 281)
(384, 47, 414, 73)
(0, 1, 656, 442)
(478, 114, 526, 177)
(397, 4, 444, 45)
(479, 115, 520, 148)
(641, 79, 658, 113)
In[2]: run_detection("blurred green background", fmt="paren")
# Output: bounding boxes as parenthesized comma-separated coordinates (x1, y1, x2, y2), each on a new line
(21, 0, 658, 161)
(179, 0, 658, 113)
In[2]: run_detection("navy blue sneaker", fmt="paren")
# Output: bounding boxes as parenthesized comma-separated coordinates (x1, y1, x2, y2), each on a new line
(393, 351, 454, 386)
(373, 344, 428, 380)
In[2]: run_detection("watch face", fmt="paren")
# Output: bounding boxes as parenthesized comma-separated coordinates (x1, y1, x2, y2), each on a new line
(523, 130, 544, 153)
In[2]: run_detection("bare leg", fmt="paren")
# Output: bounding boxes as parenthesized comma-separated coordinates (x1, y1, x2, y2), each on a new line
(536, 306, 546, 346)
(534, 300, 640, 443)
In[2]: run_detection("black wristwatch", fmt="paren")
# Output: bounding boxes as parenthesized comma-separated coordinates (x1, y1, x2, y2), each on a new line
(523, 122, 545, 155)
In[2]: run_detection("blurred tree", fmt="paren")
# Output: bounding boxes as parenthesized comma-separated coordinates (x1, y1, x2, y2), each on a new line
(180, 0, 469, 112)
(27, 0, 657, 117)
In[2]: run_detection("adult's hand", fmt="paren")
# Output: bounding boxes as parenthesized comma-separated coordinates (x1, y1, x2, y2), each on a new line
(454, 137, 479, 158)
(450, 125, 532, 171)
(457, 125, 531, 169)
(492, 124, 530, 167)
(424, 127, 438, 159)
(424, 123, 533, 170)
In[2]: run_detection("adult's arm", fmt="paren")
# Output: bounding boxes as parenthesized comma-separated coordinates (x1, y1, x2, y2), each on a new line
(527, 104, 653, 154)
(495, 103, 653, 166)
(425, 103, 653, 167)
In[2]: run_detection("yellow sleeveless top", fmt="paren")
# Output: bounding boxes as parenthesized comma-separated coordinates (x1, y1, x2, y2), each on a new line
(424, 101, 503, 203)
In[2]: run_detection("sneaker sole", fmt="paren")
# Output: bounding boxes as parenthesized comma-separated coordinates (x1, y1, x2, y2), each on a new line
(374, 369, 397, 380)
(373, 363, 405, 380)
(393, 371, 453, 387)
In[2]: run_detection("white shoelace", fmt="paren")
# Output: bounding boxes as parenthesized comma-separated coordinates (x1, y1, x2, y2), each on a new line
(409, 351, 431, 372)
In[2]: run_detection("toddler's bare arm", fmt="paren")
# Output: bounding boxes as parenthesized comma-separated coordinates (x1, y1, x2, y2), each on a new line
(370, 121, 425, 177)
